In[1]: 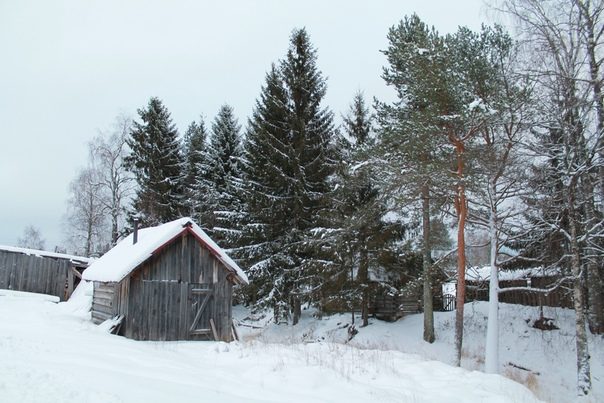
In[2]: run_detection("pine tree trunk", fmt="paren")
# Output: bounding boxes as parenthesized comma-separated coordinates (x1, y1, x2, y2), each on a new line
(485, 202, 499, 374)
(292, 297, 301, 325)
(569, 197, 592, 395)
(453, 197, 467, 367)
(360, 245, 369, 327)
(454, 142, 467, 368)
(422, 183, 435, 343)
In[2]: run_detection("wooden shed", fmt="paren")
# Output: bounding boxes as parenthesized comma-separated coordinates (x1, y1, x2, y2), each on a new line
(0, 245, 91, 301)
(82, 217, 248, 342)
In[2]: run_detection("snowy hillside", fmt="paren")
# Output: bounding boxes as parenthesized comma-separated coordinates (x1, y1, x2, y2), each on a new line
(1, 282, 602, 402)
(237, 302, 604, 402)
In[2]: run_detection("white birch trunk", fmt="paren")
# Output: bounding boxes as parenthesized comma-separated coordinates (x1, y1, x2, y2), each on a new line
(484, 201, 499, 374)
(569, 203, 592, 395)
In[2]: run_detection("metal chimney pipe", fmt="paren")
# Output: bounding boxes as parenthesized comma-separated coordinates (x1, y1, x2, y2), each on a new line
(133, 218, 139, 245)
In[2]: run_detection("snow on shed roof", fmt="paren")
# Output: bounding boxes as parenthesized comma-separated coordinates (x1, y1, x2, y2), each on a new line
(82, 217, 248, 284)
(0, 245, 92, 266)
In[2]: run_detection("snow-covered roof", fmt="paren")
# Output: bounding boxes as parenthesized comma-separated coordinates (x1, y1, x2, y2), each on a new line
(82, 217, 248, 284)
(0, 245, 92, 266)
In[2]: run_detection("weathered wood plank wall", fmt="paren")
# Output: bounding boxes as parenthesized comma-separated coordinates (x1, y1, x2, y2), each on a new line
(371, 294, 422, 322)
(0, 249, 75, 301)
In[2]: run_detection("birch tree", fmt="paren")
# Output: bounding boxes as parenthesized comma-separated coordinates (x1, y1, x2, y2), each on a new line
(63, 114, 134, 255)
(88, 114, 135, 246)
(465, 27, 533, 373)
(63, 166, 108, 256)
(574, 0, 604, 336)
(494, 0, 602, 394)
(18, 225, 46, 251)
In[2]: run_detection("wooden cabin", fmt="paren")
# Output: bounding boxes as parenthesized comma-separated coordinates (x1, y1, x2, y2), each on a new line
(371, 288, 423, 322)
(0, 245, 91, 301)
(82, 217, 248, 342)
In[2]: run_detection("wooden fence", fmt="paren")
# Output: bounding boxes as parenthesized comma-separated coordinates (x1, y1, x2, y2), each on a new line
(371, 275, 573, 321)
(466, 277, 573, 309)
(0, 248, 89, 301)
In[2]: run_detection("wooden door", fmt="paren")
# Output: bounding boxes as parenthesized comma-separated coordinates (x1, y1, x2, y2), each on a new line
(188, 283, 215, 340)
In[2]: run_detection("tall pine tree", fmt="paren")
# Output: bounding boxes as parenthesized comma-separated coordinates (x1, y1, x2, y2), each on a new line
(377, 15, 450, 344)
(379, 16, 508, 364)
(126, 97, 184, 227)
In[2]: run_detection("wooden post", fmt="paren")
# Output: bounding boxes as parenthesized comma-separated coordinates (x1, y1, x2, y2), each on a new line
(232, 321, 240, 341)
(66, 265, 75, 300)
(210, 318, 218, 341)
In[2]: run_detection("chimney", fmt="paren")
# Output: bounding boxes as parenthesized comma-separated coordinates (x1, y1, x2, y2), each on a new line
(133, 218, 139, 245)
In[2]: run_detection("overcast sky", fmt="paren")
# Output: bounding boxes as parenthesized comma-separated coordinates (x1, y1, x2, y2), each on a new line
(0, 0, 488, 251)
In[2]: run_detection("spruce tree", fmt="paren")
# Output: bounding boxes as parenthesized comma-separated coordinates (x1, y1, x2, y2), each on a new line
(182, 118, 209, 225)
(125, 97, 185, 227)
(205, 104, 244, 245)
(240, 64, 291, 316)
(326, 91, 404, 327)
(241, 28, 336, 323)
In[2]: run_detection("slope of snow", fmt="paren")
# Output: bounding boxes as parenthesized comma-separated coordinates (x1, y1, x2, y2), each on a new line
(0, 283, 545, 402)
(236, 303, 603, 402)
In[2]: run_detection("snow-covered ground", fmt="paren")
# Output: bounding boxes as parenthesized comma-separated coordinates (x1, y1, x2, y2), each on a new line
(238, 302, 604, 402)
(1, 282, 602, 402)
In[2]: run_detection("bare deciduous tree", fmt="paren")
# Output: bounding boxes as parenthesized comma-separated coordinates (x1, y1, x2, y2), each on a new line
(89, 113, 135, 246)
(492, 0, 603, 395)
(17, 225, 46, 250)
(63, 167, 107, 256)
(62, 114, 135, 256)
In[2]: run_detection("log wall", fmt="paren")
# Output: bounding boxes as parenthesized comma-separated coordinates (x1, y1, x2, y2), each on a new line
(371, 294, 423, 322)
(92, 282, 117, 324)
